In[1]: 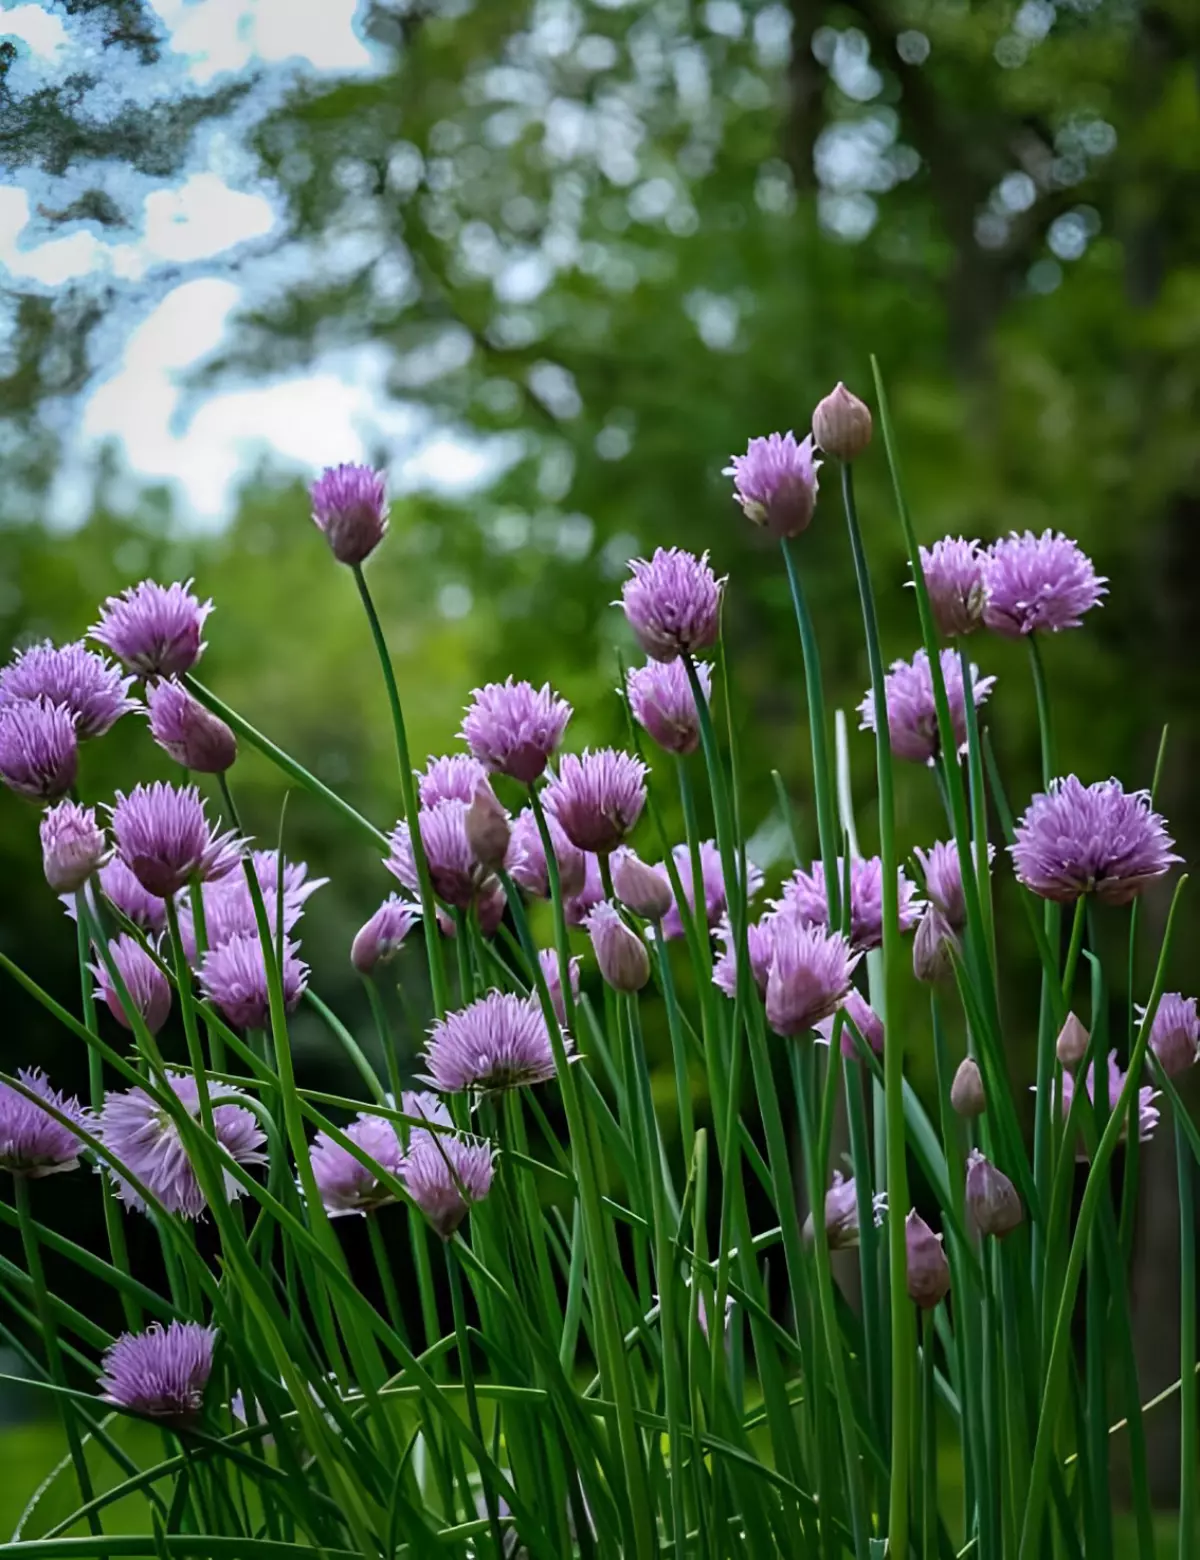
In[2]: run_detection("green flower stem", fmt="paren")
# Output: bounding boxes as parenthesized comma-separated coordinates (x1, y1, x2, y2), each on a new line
(955, 639, 996, 962)
(1019, 874, 1188, 1557)
(1179, 1116, 1196, 1560)
(1027, 638, 1057, 788)
(351, 563, 449, 1020)
(13, 1176, 100, 1530)
(164, 896, 218, 1147)
(366, 1213, 406, 1342)
(675, 756, 711, 964)
(652, 924, 695, 1165)
(527, 787, 578, 1038)
(447, 1245, 505, 1554)
(922, 1309, 937, 1560)
(185, 676, 388, 850)
(837, 454, 912, 1556)
(186, 882, 224, 1074)
(779, 537, 841, 928)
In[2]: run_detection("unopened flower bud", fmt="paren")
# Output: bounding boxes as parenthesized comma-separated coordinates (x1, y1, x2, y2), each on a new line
(586, 902, 650, 992)
(40, 800, 108, 893)
(803, 1171, 885, 1251)
(612, 847, 674, 922)
(812, 382, 873, 462)
(965, 1149, 1024, 1239)
(465, 780, 510, 873)
(905, 1211, 951, 1309)
(352, 895, 420, 975)
(146, 680, 237, 773)
(1056, 1012, 1089, 1071)
(913, 908, 957, 984)
(950, 1057, 986, 1118)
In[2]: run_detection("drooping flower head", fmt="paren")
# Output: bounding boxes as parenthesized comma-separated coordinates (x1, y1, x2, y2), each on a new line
(611, 848, 674, 922)
(859, 648, 996, 765)
(765, 920, 859, 1038)
(352, 895, 421, 976)
(198, 934, 308, 1030)
(712, 912, 776, 1000)
(781, 855, 923, 953)
(1054, 1050, 1160, 1151)
(0, 1070, 87, 1177)
(424, 990, 567, 1092)
(310, 462, 388, 566)
(982, 530, 1107, 637)
(626, 657, 710, 757)
(99, 1321, 216, 1422)
(965, 1150, 1024, 1238)
(656, 839, 764, 942)
(400, 1127, 495, 1239)
(803, 1171, 886, 1251)
(91, 933, 172, 1035)
(914, 538, 986, 639)
(1145, 993, 1200, 1080)
(387, 801, 483, 909)
(91, 579, 212, 678)
(310, 1111, 411, 1216)
(0, 640, 138, 738)
(1011, 777, 1179, 906)
(464, 780, 511, 872)
(724, 431, 821, 538)
(621, 548, 723, 663)
(146, 680, 237, 773)
(538, 947, 581, 1027)
(110, 782, 244, 899)
(586, 901, 651, 992)
(543, 749, 648, 855)
(508, 807, 587, 900)
(0, 699, 77, 801)
(41, 800, 108, 893)
(815, 987, 884, 1059)
(98, 1072, 266, 1218)
(418, 754, 488, 809)
(461, 678, 573, 784)
(811, 384, 872, 462)
(905, 1212, 951, 1309)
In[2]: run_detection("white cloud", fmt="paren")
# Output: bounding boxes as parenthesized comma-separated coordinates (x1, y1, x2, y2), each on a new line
(149, 0, 372, 82)
(0, 3, 70, 58)
(143, 173, 275, 261)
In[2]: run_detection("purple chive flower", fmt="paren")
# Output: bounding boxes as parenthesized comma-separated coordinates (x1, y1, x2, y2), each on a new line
(965, 1150, 1024, 1238)
(804, 1171, 886, 1251)
(712, 913, 776, 999)
(914, 538, 986, 639)
(565, 854, 605, 927)
(95, 857, 168, 933)
(1011, 777, 1179, 906)
(310, 1111, 413, 1216)
(1145, 994, 1200, 1079)
(586, 901, 651, 992)
(145, 680, 236, 773)
(0, 640, 138, 738)
(423, 990, 567, 1092)
(982, 529, 1107, 637)
(41, 800, 108, 893)
(543, 749, 648, 855)
(815, 987, 884, 1059)
(198, 934, 308, 1029)
(310, 462, 389, 566)
(724, 431, 821, 539)
(387, 801, 486, 908)
(538, 948, 581, 1026)
(418, 754, 489, 809)
(1054, 1050, 1160, 1154)
(98, 1072, 266, 1217)
(905, 1212, 951, 1309)
(913, 907, 958, 984)
(461, 678, 573, 784)
(0, 1070, 87, 1178)
(859, 648, 996, 766)
(0, 698, 78, 801)
(765, 920, 859, 1038)
(91, 579, 212, 678)
(656, 839, 764, 942)
(509, 807, 587, 901)
(626, 658, 710, 756)
(110, 782, 243, 900)
(352, 894, 421, 975)
(781, 856, 923, 953)
(99, 1321, 216, 1422)
(400, 1126, 495, 1239)
(621, 548, 724, 663)
(91, 933, 172, 1035)
(913, 839, 994, 933)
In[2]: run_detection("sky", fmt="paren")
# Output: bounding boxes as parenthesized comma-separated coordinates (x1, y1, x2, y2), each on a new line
(1, 0, 500, 526)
